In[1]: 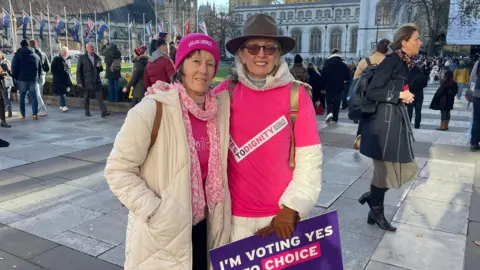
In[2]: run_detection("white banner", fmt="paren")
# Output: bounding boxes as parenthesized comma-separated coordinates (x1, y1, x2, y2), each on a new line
(447, 0, 480, 45)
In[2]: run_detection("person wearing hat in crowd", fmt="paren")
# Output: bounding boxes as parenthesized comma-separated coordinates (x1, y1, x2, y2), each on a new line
(104, 34, 231, 270)
(11, 39, 42, 120)
(144, 37, 175, 88)
(213, 14, 322, 241)
(122, 46, 150, 107)
(290, 54, 308, 83)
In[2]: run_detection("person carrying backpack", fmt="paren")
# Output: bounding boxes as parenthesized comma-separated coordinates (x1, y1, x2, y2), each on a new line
(351, 39, 391, 150)
(102, 41, 122, 102)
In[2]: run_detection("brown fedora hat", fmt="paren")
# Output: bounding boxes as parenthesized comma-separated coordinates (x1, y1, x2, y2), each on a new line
(226, 14, 296, 55)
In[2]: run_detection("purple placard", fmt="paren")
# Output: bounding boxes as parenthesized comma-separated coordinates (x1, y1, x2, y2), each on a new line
(210, 210, 343, 270)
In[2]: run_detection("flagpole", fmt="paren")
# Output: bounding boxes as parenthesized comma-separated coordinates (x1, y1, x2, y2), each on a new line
(128, 13, 131, 63)
(47, 5, 52, 60)
(80, 9, 84, 53)
(107, 13, 110, 42)
(29, 1, 34, 39)
(143, 13, 146, 46)
(196, 1, 199, 32)
(94, 11, 98, 53)
(182, 11, 185, 36)
(154, 1, 158, 34)
(8, 0, 16, 51)
(64, 7, 68, 47)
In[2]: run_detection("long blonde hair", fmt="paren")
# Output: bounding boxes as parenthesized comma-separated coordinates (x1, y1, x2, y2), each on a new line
(307, 63, 319, 74)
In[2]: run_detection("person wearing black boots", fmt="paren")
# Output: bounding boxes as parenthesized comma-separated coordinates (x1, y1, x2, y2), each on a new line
(0, 62, 11, 128)
(358, 24, 421, 231)
(407, 64, 428, 129)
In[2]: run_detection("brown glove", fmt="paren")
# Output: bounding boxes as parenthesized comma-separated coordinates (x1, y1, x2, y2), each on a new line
(255, 207, 300, 239)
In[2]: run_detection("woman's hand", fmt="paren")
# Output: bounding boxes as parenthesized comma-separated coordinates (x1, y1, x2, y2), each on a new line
(255, 206, 300, 239)
(400, 90, 415, 104)
(122, 87, 128, 93)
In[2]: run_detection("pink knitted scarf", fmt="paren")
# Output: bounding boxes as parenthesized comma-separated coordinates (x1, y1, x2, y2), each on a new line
(175, 83, 224, 225)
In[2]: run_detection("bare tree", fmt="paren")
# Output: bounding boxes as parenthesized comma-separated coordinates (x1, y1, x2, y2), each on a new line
(204, 10, 241, 58)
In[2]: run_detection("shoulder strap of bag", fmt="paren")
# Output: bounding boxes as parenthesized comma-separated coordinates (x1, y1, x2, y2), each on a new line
(289, 82, 300, 170)
(149, 101, 163, 150)
(365, 57, 372, 67)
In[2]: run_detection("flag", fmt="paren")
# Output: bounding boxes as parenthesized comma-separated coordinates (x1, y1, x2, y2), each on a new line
(2, 9, 10, 40)
(22, 12, 30, 40)
(198, 19, 208, 35)
(145, 21, 152, 38)
(185, 20, 189, 35)
(39, 13, 47, 41)
(73, 20, 80, 43)
(85, 19, 94, 42)
(128, 21, 133, 29)
(97, 21, 108, 42)
(172, 19, 178, 36)
(157, 22, 163, 33)
(55, 16, 65, 42)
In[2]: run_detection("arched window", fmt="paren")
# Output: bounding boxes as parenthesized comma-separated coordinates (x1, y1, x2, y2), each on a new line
(298, 11, 304, 19)
(270, 12, 276, 19)
(343, 9, 351, 17)
(350, 27, 358, 52)
(355, 8, 360, 17)
(325, 10, 331, 18)
(291, 28, 302, 53)
(315, 10, 322, 19)
(287, 11, 294, 20)
(335, 9, 342, 19)
(309, 28, 322, 53)
(329, 28, 342, 51)
(306, 10, 312, 19)
(280, 12, 286, 20)
(376, 0, 392, 25)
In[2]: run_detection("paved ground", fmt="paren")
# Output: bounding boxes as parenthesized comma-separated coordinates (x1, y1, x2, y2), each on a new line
(0, 85, 478, 270)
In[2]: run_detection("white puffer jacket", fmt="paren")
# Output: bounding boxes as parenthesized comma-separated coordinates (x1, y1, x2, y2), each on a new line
(104, 88, 231, 270)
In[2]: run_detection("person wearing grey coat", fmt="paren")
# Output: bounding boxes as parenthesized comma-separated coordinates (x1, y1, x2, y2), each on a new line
(469, 60, 480, 151)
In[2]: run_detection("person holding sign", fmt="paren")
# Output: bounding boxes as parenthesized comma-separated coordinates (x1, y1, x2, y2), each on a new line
(358, 24, 420, 231)
(213, 14, 322, 241)
(104, 34, 231, 270)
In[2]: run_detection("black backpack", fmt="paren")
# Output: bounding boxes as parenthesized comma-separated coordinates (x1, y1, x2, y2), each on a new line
(347, 58, 377, 120)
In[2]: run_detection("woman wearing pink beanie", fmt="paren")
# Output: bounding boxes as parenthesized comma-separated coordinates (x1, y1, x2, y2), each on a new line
(105, 33, 230, 270)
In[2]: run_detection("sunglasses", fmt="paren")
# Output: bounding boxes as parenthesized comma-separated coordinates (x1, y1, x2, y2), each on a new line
(242, 44, 279, 55)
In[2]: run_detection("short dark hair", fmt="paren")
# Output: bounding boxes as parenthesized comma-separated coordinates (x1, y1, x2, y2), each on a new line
(376, 39, 391, 54)
(331, 48, 340, 54)
(170, 50, 202, 83)
(156, 38, 167, 49)
(391, 24, 419, 51)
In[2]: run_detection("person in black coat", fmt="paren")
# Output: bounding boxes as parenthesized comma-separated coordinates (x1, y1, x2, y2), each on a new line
(407, 65, 428, 128)
(101, 41, 122, 102)
(307, 63, 324, 109)
(429, 70, 458, 131)
(321, 48, 350, 123)
(76, 42, 109, 117)
(122, 47, 150, 108)
(358, 24, 421, 232)
(51, 46, 72, 112)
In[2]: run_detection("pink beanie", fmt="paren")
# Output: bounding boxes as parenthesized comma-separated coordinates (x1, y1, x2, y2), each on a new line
(175, 33, 221, 74)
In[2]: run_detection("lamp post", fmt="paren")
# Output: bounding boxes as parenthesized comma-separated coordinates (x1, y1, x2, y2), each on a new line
(324, 24, 328, 58)
(345, 24, 349, 58)
(375, 19, 380, 45)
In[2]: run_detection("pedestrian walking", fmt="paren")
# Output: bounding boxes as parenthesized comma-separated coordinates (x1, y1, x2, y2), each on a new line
(76, 43, 110, 117)
(430, 70, 458, 131)
(51, 46, 72, 112)
(407, 64, 428, 129)
(30, 40, 50, 116)
(321, 48, 351, 123)
(307, 62, 324, 109)
(144, 38, 175, 88)
(358, 24, 421, 232)
(105, 34, 231, 270)
(453, 60, 469, 99)
(352, 39, 391, 150)
(290, 54, 308, 82)
(12, 40, 41, 120)
(0, 52, 13, 119)
(102, 41, 122, 102)
(213, 13, 322, 242)
(122, 46, 149, 108)
(469, 59, 480, 151)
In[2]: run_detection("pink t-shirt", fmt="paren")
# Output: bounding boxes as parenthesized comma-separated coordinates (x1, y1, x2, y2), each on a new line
(216, 81, 320, 217)
(189, 113, 209, 182)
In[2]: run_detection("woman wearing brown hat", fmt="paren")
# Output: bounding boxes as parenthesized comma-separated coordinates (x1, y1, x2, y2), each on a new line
(358, 24, 421, 231)
(213, 14, 322, 241)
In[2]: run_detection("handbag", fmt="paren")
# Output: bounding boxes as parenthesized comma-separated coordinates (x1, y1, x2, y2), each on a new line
(315, 100, 324, 115)
(3, 77, 13, 88)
